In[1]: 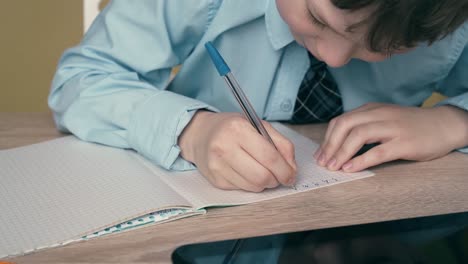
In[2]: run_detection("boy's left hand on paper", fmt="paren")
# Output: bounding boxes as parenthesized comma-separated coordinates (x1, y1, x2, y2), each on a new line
(315, 103, 468, 172)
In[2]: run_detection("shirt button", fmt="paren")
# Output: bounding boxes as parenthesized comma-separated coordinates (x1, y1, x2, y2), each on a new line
(280, 99, 293, 112)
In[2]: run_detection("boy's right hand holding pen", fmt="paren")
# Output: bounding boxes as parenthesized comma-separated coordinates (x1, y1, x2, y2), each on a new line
(178, 111, 297, 193)
(179, 42, 296, 193)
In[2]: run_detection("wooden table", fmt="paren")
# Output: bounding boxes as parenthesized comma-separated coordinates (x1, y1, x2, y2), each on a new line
(2, 112, 468, 263)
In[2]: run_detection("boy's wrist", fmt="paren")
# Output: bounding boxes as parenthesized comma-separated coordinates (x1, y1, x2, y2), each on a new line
(178, 110, 214, 163)
(434, 105, 468, 149)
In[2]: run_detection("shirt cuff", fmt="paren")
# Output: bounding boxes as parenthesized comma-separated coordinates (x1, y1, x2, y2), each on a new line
(128, 91, 219, 170)
(436, 94, 468, 153)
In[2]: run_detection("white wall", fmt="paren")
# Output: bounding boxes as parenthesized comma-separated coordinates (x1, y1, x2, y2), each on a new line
(83, 0, 101, 32)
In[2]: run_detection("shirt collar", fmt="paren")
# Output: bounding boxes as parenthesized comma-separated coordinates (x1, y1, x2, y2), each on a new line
(265, 0, 295, 50)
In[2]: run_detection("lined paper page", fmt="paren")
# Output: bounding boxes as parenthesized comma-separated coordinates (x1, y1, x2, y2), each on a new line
(0, 137, 190, 258)
(139, 123, 375, 209)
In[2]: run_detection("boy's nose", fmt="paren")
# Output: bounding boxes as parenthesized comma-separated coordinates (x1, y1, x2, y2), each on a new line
(319, 44, 354, 68)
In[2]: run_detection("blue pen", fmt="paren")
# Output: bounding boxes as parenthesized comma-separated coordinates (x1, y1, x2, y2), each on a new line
(205, 41, 297, 191)
(204, 41, 277, 148)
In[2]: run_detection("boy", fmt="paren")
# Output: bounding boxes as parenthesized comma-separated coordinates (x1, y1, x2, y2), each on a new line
(50, 0, 468, 262)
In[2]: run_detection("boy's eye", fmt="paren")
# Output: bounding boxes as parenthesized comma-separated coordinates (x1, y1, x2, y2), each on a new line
(308, 13, 326, 30)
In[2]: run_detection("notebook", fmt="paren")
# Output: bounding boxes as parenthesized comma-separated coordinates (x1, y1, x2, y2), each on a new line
(0, 123, 374, 258)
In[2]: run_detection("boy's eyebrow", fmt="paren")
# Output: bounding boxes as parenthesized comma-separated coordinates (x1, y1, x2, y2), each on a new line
(308, 7, 363, 38)
(308, 8, 346, 38)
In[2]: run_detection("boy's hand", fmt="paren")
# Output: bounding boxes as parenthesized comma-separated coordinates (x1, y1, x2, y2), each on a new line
(179, 111, 297, 192)
(315, 103, 468, 172)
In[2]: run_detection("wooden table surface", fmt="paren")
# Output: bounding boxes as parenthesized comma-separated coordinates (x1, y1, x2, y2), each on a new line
(2, 112, 468, 263)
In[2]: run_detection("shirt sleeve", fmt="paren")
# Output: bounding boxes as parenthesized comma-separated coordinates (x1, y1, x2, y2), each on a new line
(436, 24, 468, 153)
(49, 0, 221, 170)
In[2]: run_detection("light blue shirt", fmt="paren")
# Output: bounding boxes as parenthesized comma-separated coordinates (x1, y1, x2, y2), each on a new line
(50, 0, 468, 173)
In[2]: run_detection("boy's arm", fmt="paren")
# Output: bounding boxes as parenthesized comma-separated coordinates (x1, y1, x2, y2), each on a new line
(49, 0, 220, 170)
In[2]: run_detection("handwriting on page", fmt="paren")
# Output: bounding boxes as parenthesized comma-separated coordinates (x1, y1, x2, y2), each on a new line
(278, 125, 373, 193)
(298, 178, 338, 189)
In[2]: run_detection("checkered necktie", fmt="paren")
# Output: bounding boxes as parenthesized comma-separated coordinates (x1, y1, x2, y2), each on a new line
(290, 54, 343, 124)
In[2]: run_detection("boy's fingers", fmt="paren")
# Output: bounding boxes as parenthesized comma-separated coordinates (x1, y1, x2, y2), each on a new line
(222, 164, 267, 192)
(342, 142, 401, 172)
(205, 169, 237, 190)
(327, 121, 393, 171)
(241, 131, 296, 186)
(318, 108, 394, 167)
(317, 103, 389, 158)
(262, 121, 297, 171)
(228, 147, 280, 189)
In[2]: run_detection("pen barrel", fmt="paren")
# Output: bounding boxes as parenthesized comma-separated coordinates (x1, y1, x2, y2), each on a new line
(223, 73, 277, 148)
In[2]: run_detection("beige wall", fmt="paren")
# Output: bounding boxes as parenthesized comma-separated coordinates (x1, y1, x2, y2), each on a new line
(0, 0, 82, 112)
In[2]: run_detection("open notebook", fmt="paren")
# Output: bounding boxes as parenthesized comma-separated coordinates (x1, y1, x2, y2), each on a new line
(0, 123, 374, 258)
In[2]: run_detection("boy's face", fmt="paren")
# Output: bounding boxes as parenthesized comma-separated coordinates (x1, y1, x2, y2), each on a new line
(276, 0, 407, 67)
